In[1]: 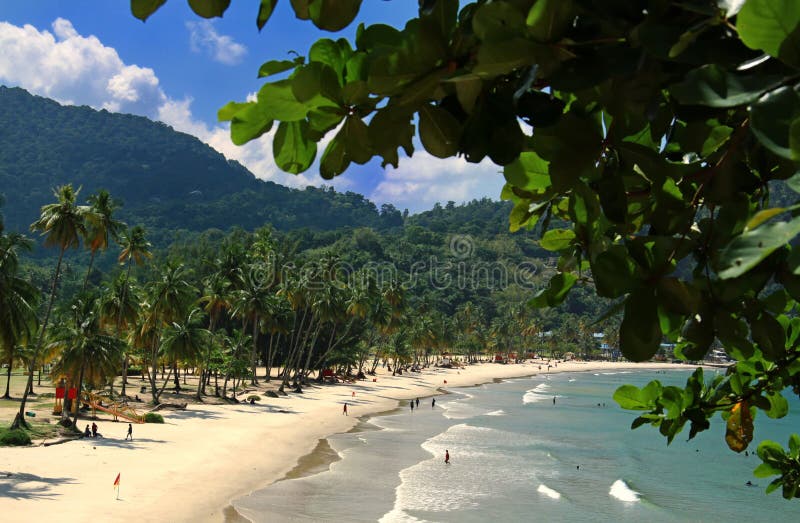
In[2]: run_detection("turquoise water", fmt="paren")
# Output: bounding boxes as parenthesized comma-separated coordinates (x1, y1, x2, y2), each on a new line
(233, 369, 800, 522)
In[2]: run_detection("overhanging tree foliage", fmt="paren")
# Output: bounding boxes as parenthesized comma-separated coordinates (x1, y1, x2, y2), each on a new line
(133, 0, 800, 497)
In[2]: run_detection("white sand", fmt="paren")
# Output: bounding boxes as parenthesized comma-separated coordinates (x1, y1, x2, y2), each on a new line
(0, 360, 689, 522)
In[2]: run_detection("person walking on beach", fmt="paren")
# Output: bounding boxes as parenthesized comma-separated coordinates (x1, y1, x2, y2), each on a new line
(415, 398, 419, 408)
(553, 396, 556, 405)
(445, 450, 450, 464)
(432, 398, 436, 408)
(126, 423, 133, 440)
(343, 403, 348, 416)
(410, 401, 414, 412)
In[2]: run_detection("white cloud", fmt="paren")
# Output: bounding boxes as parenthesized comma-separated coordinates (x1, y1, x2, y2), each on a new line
(0, 18, 166, 117)
(186, 20, 246, 66)
(370, 150, 505, 212)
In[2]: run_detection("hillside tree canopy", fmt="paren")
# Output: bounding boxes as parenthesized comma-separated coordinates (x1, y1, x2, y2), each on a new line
(133, 0, 800, 498)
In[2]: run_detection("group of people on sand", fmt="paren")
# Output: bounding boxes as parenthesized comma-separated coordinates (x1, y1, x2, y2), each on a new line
(83, 422, 133, 440)
(83, 422, 98, 438)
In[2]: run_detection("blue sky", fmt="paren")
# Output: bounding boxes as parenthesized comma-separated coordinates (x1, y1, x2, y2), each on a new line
(0, 1, 504, 213)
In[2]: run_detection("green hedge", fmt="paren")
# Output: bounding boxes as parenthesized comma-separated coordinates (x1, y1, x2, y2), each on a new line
(0, 428, 32, 446)
(144, 412, 164, 423)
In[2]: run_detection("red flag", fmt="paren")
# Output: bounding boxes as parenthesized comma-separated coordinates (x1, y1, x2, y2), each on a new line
(113, 473, 120, 488)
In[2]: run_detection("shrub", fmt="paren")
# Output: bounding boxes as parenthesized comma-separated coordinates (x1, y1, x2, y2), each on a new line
(0, 428, 32, 446)
(246, 395, 260, 404)
(144, 412, 164, 424)
(127, 366, 143, 377)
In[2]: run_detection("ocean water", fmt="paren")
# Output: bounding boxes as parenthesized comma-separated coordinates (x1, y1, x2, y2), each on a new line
(232, 369, 800, 522)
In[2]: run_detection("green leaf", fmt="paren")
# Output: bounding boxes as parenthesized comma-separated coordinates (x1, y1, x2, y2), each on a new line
(670, 65, 779, 108)
(614, 383, 660, 410)
(454, 77, 483, 114)
(701, 125, 733, 156)
(620, 288, 662, 362)
(737, 0, 800, 68)
(474, 38, 538, 78)
(473, 1, 526, 41)
(257, 0, 278, 30)
(791, 117, 800, 160)
(657, 278, 700, 315)
(418, 104, 461, 158)
(754, 462, 782, 478)
(751, 312, 786, 361)
(217, 101, 250, 122)
(291, 62, 342, 106)
(228, 103, 273, 146)
(503, 152, 551, 192)
(131, 0, 166, 21)
(718, 215, 800, 279)
(308, 0, 362, 32)
(745, 208, 786, 231)
(790, 434, 800, 458)
(750, 87, 800, 160)
(273, 121, 316, 174)
(539, 229, 575, 251)
(188, 0, 230, 18)
(526, 0, 575, 43)
(258, 60, 299, 78)
(343, 116, 371, 164)
(368, 106, 414, 168)
(758, 440, 787, 464)
(764, 392, 789, 419)
(421, 0, 458, 40)
(591, 247, 635, 298)
(529, 272, 578, 308)
(258, 80, 310, 122)
(290, 0, 310, 19)
(309, 38, 348, 77)
(319, 133, 350, 179)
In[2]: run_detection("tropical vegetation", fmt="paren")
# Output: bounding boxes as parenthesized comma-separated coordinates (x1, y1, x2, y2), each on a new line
(129, 0, 800, 499)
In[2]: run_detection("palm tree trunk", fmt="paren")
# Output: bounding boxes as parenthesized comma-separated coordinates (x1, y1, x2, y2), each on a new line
(250, 317, 259, 385)
(3, 361, 12, 399)
(118, 259, 133, 397)
(82, 249, 97, 292)
(13, 247, 65, 429)
(72, 361, 86, 428)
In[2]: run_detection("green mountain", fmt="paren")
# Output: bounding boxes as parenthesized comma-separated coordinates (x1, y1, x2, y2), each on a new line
(0, 86, 410, 245)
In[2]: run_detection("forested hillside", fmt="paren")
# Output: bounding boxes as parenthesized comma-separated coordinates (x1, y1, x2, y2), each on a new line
(0, 87, 412, 245)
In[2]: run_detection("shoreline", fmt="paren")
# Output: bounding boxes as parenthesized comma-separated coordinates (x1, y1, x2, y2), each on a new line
(0, 361, 703, 522)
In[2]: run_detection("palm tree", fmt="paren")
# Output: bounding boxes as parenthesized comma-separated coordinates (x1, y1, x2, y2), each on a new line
(197, 272, 231, 397)
(160, 308, 210, 395)
(14, 185, 89, 429)
(0, 229, 40, 399)
(145, 263, 196, 403)
(115, 225, 151, 395)
(231, 265, 272, 385)
(83, 190, 125, 291)
(48, 295, 124, 426)
(98, 273, 141, 396)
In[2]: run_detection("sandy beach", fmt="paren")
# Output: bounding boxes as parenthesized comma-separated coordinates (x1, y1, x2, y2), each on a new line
(0, 360, 690, 522)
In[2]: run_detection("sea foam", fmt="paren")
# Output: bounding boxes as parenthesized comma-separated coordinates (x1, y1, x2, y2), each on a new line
(523, 383, 551, 404)
(537, 484, 562, 499)
(609, 479, 640, 502)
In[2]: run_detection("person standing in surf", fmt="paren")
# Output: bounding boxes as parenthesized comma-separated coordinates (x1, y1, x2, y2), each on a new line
(445, 450, 450, 464)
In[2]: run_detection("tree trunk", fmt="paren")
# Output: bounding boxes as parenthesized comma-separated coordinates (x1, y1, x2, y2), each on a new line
(250, 317, 259, 385)
(83, 249, 97, 292)
(13, 247, 65, 430)
(3, 363, 12, 399)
